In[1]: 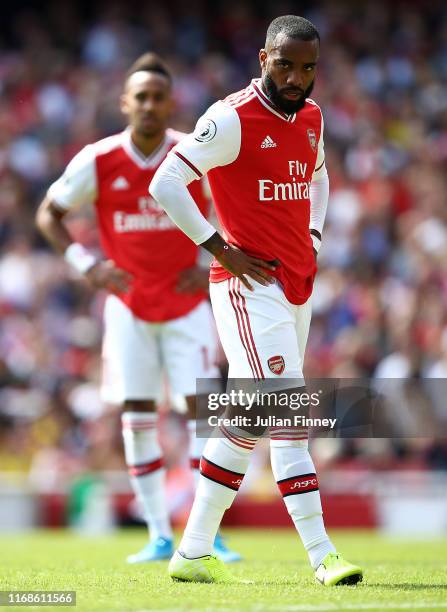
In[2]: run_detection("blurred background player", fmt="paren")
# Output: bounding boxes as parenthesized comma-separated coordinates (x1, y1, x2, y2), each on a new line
(151, 15, 362, 585)
(35, 53, 240, 564)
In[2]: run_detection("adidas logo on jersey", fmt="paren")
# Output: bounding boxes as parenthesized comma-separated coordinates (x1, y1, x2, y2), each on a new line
(111, 176, 129, 190)
(261, 135, 277, 149)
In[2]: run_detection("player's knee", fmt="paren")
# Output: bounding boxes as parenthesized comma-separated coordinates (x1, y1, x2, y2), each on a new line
(123, 399, 156, 413)
(241, 424, 268, 438)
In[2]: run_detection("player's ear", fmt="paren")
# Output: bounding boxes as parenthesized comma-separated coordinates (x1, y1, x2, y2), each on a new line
(120, 93, 130, 117)
(259, 49, 267, 70)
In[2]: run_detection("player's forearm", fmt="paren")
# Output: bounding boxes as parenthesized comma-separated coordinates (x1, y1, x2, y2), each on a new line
(309, 171, 329, 253)
(199, 232, 229, 256)
(36, 197, 98, 274)
(35, 197, 73, 255)
(150, 155, 216, 245)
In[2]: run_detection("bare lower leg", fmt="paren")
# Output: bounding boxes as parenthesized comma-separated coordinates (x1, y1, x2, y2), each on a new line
(123, 399, 156, 413)
(185, 394, 208, 483)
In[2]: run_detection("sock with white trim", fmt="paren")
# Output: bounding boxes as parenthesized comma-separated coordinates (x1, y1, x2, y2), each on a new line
(270, 436, 335, 569)
(121, 412, 173, 541)
(179, 428, 258, 558)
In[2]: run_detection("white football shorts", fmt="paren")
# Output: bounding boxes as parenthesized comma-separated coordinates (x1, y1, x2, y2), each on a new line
(101, 295, 220, 404)
(209, 277, 311, 387)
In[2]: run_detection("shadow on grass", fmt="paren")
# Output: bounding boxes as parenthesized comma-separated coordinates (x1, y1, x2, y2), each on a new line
(253, 580, 447, 590)
(366, 583, 447, 590)
(253, 580, 364, 587)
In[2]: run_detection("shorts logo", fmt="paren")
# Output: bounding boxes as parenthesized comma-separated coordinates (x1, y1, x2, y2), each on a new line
(268, 355, 285, 375)
(194, 118, 217, 142)
(307, 129, 317, 152)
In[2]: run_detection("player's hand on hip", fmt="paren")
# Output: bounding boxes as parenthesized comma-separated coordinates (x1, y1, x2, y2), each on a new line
(217, 245, 277, 291)
(176, 266, 209, 293)
(85, 260, 133, 293)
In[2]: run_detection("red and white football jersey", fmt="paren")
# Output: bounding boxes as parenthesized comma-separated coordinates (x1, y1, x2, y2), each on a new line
(48, 129, 209, 322)
(173, 79, 326, 305)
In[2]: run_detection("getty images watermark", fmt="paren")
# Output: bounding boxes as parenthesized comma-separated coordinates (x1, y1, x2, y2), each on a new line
(196, 377, 447, 438)
(205, 389, 337, 430)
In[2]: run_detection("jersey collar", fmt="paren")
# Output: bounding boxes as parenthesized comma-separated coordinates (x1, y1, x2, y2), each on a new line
(250, 79, 297, 123)
(121, 128, 171, 169)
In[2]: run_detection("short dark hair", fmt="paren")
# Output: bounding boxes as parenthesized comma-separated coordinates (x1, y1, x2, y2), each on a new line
(125, 52, 172, 84)
(265, 15, 320, 49)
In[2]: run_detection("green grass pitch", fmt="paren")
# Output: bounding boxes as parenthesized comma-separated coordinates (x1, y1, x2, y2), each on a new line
(1, 529, 447, 611)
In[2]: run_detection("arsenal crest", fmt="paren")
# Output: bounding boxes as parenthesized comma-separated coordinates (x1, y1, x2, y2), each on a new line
(307, 128, 317, 152)
(268, 355, 285, 375)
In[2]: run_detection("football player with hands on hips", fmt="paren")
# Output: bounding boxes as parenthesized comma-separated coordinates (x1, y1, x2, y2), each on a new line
(36, 53, 240, 565)
(150, 16, 363, 585)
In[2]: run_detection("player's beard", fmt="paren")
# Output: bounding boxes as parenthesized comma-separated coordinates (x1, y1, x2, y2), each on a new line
(263, 74, 314, 115)
(136, 113, 165, 138)
(137, 123, 162, 139)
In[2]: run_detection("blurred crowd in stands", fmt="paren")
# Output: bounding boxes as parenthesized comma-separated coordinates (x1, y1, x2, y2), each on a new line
(1, 0, 447, 484)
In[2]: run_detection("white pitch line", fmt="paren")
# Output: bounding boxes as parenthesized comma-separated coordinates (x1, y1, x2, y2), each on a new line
(263, 604, 447, 612)
(136, 604, 447, 612)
